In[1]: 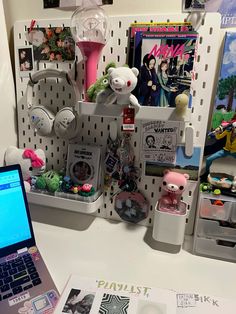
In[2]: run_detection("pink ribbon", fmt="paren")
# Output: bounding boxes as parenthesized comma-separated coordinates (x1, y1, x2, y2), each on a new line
(23, 149, 44, 168)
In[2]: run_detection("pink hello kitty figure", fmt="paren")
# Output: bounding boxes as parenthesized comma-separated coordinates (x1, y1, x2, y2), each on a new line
(159, 170, 189, 212)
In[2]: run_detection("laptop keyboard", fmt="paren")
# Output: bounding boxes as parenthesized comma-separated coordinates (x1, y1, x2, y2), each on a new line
(0, 254, 41, 301)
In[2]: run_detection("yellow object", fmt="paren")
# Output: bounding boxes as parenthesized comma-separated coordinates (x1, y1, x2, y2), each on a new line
(215, 130, 236, 153)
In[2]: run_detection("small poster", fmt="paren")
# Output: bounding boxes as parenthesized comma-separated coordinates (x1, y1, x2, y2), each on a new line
(141, 120, 180, 165)
(28, 27, 75, 62)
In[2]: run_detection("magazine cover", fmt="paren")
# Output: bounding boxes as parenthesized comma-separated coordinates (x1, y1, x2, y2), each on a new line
(54, 275, 177, 314)
(127, 22, 193, 68)
(133, 31, 198, 107)
(204, 32, 236, 155)
(209, 32, 236, 131)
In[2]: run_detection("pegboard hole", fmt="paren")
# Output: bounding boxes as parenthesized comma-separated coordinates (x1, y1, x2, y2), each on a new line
(145, 184, 148, 190)
(193, 90, 196, 97)
(205, 64, 208, 71)
(199, 36, 203, 44)
(207, 46, 211, 53)
(151, 192, 154, 198)
(159, 187, 161, 192)
(149, 218, 152, 224)
(197, 55, 200, 62)
(198, 115, 201, 122)
(195, 73, 198, 80)
(202, 82, 206, 88)
(152, 179, 155, 184)
(98, 208, 100, 214)
(201, 18, 205, 25)
(110, 47, 113, 54)
(110, 211, 113, 216)
(209, 27, 213, 34)
(191, 107, 194, 114)
(134, 141, 137, 147)
(200, 99, 203, 106)
(150, 205, 153, 211)
(21, 104, 24, 110)
(117, 55, 120, 62)
(119, 21, 122, 28)
(189, 190, 192, 197)
(196, 130, 200, 138)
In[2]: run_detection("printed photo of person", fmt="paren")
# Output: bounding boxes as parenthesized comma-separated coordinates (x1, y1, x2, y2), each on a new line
(73, 161, 92, 182)
(62, 289, 95, 314)
(138, 54, 159, 106)
(18, 47, 34, 75)
(145, 135, 156, 149)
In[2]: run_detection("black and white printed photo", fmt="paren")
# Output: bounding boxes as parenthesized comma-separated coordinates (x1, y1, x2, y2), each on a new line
(43, 0, 60, 8)
(62, 288, 95, 314)
(183, 0, 206, 10)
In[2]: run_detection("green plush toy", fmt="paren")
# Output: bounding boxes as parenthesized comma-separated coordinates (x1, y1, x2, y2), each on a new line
(36, 170, 62, 193)
(87, 61, 116, 102)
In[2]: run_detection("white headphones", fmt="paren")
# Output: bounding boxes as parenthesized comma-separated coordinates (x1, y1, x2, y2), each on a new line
(27, 69, 79, 139)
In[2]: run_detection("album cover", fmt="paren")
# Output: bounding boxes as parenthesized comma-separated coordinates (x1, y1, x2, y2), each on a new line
(133, 31, 198, 107)
(66, 144, 101, 190)
(53, 275, 176, 314)
(126, 22, 193, 68)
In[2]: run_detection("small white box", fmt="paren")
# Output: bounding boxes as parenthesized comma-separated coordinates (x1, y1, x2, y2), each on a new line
(152, 203, 187, 245)
(66, 144, 101, 191)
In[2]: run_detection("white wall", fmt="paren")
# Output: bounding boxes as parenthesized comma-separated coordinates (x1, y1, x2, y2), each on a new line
(3, 0, 182, 40)
(0, 0, 17, 165)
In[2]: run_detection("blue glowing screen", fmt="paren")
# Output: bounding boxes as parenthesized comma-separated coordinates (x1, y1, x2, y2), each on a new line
(0, 169, 31, 249)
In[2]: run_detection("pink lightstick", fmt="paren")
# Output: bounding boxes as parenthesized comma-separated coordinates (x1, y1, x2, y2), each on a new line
(70, 0, 109, 99)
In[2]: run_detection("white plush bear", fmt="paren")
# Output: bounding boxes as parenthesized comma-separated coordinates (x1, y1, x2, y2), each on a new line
(96, 66, 141, 113)
(4, 146, 46, 192)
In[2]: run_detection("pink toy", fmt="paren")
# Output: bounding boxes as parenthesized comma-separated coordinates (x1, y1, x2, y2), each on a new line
(159, 170, 189, 213)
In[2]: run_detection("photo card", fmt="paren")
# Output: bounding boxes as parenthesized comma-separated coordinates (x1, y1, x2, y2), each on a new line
(17, 46, 35, 77)
(62, 288, 95, 314)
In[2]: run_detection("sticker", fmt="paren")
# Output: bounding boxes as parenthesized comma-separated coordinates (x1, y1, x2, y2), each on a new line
(177, 294, 196, 308)
(122, 107, 135, 131)
(9, 292, 30, 307)
(28, 246, 38, 254)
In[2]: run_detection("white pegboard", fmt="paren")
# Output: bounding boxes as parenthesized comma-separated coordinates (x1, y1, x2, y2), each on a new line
(14, 13, 221, 233)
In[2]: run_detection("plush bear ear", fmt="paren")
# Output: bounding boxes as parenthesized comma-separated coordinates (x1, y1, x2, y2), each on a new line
(131, 67, 139, 77)
(107, 67, 115, 75)
(163, 169, 170, 175)
(183, 173, 190, 180)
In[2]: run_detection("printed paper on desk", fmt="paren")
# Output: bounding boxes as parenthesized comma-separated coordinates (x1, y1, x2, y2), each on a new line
(176, 292, 236, 314)
(54, 275, 177, 314)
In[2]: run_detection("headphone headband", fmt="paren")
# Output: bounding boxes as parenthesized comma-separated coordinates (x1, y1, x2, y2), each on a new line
(27, 69, 77, 109)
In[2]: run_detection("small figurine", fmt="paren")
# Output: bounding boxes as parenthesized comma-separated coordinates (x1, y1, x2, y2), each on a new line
(201, 121, 236, 181)
(87, 62, 116, 102)
(96, 66, 141, 113)
(175, 93, 189, 118)
(35, 170, 62, 193)
(159, 170, 189, 212)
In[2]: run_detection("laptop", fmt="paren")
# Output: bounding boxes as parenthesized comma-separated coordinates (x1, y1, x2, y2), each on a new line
(0, 164, 59, 313)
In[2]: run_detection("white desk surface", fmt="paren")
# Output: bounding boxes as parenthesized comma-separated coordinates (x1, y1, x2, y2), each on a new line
(30, 205, 236, 301)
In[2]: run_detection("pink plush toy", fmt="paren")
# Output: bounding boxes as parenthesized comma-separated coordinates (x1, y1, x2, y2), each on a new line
(159, 170, 189, 208)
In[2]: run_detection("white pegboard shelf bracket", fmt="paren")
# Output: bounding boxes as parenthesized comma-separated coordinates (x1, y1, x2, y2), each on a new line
(76, 101, 192, 121)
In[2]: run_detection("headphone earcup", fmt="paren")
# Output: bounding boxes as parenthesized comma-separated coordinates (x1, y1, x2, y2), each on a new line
(54, 107, 78, 139)
(28, 106, 55, 137)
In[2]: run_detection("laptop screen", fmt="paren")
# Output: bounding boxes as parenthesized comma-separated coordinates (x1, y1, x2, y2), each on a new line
(0, 165, 34, 253)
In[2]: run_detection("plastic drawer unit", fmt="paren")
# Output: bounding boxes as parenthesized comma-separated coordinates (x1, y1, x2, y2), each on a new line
(193, 192, 236, 262)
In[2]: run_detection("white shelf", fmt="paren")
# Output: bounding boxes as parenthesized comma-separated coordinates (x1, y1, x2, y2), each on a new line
(27, 191, 104, 214)
(75, 101, 191, 121)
